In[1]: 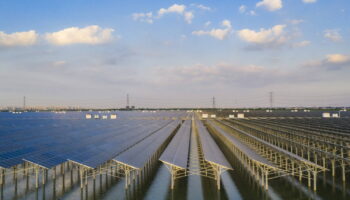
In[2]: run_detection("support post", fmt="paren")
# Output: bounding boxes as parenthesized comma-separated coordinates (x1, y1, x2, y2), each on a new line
(35, 167, 39, 189)
(265, 171, 268, 190)
(313, 171, 317, 192)
(80, 169, 84, 189)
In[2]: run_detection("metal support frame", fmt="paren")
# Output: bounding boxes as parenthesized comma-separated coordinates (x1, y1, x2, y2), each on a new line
(161, 118, 230, 190)
(215, 120, 327, 191)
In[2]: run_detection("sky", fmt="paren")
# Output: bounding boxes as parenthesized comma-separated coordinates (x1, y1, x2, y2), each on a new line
(0, 0, 350, 108)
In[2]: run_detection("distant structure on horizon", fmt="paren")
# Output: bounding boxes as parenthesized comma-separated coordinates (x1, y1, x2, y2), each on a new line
(126, 93, 135, 110)
(212, 96, 216, 109)
(23, 96, 26, 110)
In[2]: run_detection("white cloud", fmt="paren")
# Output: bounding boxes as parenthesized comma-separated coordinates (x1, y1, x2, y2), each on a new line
(324, 29, 342, 42)
(293, 40, 311, 48)
(304, 54, 350, 70)
(45, 25, 114, 46)
(132, 12, 153, 24)
(237, 24, 289, 47)
(158, 4, 186, 16)
(289, 19, 304, 25)
(239, 5, 257, 16)
(193, 4, 211, 11)
(302, 0, 317, 3)
(204, 21, 211, 27)
(134, 4, 194, 24)
(0, 30, 37, 46)
(192, 20, 232, 40)
(158, 4, 194, 24)
(239, 5, 247, 13)
(256, 0, 282, 11)
(326, 54, 350, 64)
(249, 10, 257, 16)
(155, 62, 286, 87)
(53, 61, 67, 66)
(184, 12, 194, 24)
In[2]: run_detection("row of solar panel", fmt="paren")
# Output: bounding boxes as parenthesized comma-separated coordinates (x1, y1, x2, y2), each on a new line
(206, 120, 274, 166)
(0, 117, 181, 169)
(114, 120, 180, 169)
(159, 120, 192, 169)
(196, 120, 231, 169)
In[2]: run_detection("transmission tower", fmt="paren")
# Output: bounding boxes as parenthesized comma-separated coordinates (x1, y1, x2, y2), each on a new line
(126, 94, 130, 108)
(269, 92, 274, 108)
(23, 96, 26, 110)
(212, 96, 216, 109)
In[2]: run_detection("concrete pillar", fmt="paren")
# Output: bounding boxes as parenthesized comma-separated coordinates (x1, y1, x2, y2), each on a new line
(331, 160, 335, 177)
(42, 169, 46, 185)
(308, 171, 311, 188)
(0, 169, 4, 186)
(34, 167, 39, 189)
(265, 171, 269, 190)
(80, 169, 84, 189)
(125, 170, 129, 189)
(341, 148, 346, 182)
(313, 171, 317, 192)
(216, 166, 221, 190)
(171, 167, 175, 190)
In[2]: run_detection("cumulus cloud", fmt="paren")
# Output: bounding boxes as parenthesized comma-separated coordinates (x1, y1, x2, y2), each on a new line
(293, 40, 311, 48)
(239, 5, 247, 13)
(0, 30, 38, 46)
(326, 54, 350, 64)
(158, 4, 194, 24)
(184, 12, 194, 24)
(53, 61, 67, 66)
(204, 21, 211, 27)
(132, 12, 153, 24)
(45, 25, 114, 45)
(289, 19, 304, 25)
(237, 24, 290, 48)
(256, 0, 282, 11)
(304, 54, 350, 70)
(133, 4, 194, 24)
(192, 20, 232, 40)
(239, 5, 257, 16)
(155, 62, 288, 87)
(302, 0, 317, 3)
(324, 29, 342, 42)
(249, 10, 257, 16)
(158, 4, 185, 15)
(192, 4, 211, 11)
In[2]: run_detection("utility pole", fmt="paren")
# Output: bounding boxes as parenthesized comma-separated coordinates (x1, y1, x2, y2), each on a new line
(212, 96, 216, 109)
(269, 92, 274, 108)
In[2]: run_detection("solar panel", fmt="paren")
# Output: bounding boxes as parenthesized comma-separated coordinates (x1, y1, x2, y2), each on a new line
(114, 120, 180, 169)
(159, 120, 191, 169)
(196, 120, 231, 169)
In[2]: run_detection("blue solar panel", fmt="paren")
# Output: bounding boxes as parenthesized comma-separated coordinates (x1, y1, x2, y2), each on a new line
(159, 120, 191, 169)
(0, 111, 189, 169)
(196, 120, 232, 169)
(114, 120, 180, 168)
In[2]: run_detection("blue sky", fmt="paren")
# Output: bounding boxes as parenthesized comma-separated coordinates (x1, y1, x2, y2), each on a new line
(0, 0, 349, 108)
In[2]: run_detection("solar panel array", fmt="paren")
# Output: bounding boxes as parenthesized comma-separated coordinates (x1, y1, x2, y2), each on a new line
(113, 120, 180, 169)
(207, 120, 274, 166)
(0, 111, 187, 169)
